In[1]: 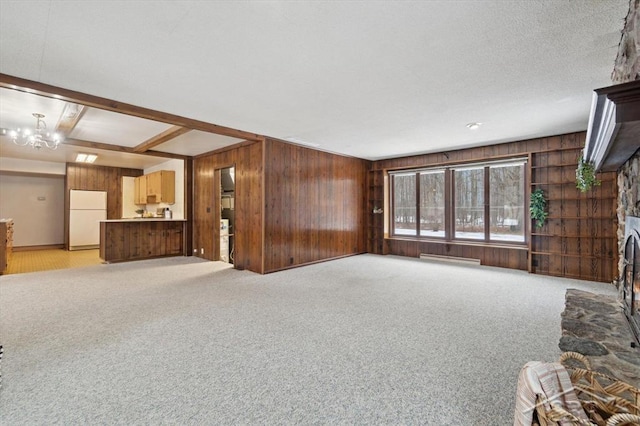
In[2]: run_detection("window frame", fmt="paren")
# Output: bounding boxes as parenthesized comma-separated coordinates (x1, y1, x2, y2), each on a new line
(389, 158, 527, 245)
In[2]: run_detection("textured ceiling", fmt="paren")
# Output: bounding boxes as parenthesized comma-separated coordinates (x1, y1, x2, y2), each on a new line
(0, 1, 629, 161)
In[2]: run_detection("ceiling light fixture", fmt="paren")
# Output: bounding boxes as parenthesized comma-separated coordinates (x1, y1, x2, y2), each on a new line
(466, 122, 482, 130)
(75, 153, 98, 163)
(6, 113, 64, 150)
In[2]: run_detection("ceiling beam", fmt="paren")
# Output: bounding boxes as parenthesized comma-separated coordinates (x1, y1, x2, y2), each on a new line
(55, 103, 87, 135)
(63, 138, 191, 160)
(0, 73, 263, 142)
(133, 125, 191, 153)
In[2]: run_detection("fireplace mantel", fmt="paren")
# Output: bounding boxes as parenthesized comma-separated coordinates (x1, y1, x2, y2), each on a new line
(584, 80, 640, 172)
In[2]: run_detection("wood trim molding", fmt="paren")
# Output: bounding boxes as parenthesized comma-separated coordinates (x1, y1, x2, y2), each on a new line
(63, 137, 191, 160)
(133, 125, 191, 153)
(0, 73, 263, 142)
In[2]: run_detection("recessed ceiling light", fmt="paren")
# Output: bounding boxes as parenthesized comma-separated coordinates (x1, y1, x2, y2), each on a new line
(76, 153, 97, 163)
(466, 122, 482, 130)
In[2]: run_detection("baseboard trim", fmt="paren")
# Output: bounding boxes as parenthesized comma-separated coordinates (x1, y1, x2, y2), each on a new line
(13, 244, 65, 252)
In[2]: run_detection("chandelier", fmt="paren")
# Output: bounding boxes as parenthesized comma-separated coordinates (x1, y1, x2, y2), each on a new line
(7, 113, 64, 150)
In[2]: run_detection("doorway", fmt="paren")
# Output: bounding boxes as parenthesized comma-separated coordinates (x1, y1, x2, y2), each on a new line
(219, 166, 235, 264)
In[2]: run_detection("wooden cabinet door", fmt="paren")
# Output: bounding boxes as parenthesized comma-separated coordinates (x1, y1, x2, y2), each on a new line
(103, 222, 126, 262)
(160, 171, 175, 204)
(135, 175, 147, 205)
(124, 222, 142, 259)
(143, 221, 165, 257)
(146, 172, 161, 197)
(165, 222, 183, 255)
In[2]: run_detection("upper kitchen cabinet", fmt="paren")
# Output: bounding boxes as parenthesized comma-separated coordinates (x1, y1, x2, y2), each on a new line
(134, 170, 175, 205)
(134, 175, 147, 205)
(145, 170, 175, 204)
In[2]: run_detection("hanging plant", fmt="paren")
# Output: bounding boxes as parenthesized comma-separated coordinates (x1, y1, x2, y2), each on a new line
(575, 153, 601, 192)
(530, 188, 548, 229)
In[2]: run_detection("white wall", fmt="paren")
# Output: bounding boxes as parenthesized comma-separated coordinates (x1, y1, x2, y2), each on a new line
(0, 157, 66, 175)
(0, 173, 65, 247)
(121, 176, 138, 218)
(144, 159, 185, 219)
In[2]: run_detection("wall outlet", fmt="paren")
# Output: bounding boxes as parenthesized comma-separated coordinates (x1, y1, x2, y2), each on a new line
(200, 248, 204, 254)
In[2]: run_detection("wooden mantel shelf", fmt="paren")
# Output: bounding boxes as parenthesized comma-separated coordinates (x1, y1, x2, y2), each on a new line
(584, 80, 640, 172)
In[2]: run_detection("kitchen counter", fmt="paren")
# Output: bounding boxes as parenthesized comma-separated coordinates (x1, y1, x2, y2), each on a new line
(101, 218, 187, 222)
(100, 219, 185, 262)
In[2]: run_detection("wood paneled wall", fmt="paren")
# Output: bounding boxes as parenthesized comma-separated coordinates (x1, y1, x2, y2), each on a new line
(193, 138, 369, 274)
(370, 132, 618, 283)
(65, 163, 143, 248)
(193, 141, 263, 273)
(262, 139, 368, 272)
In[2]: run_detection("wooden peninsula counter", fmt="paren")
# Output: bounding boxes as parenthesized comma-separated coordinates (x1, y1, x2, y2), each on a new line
(100, 219, 186, 263)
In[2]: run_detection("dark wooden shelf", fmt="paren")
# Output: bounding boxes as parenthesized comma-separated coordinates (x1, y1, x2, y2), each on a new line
(530, 270, 607, 281)
(531, 179, 615, 185)
(531, 163, 580, 169)
(531, 251, 615, 260)
(532, 146, 583, 154)
(545, 216, 614, 220)
(532, 233, 614, 239)
(542, 196, 616, 201)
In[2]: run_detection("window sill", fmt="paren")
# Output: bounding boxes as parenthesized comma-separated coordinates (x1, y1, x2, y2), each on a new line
(387, 236, 528, 251)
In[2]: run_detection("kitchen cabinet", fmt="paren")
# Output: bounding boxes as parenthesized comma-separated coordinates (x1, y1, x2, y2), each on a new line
(146, 170, 175, 204)
(0, 219, 14, 274)
(100, 219, 185, 262)
(164, 222, 184, 255)
(134, 175, 147, 205)
(133, 171, 175, 205)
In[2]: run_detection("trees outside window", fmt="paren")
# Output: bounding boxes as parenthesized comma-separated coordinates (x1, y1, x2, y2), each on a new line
(393, 173, 417, 236)
(454, 167, 484, 239)
(419, 171, 445, 237)
(489, 164, 525, 242)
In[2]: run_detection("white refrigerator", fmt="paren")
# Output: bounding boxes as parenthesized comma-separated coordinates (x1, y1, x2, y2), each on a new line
(69, 190, 107, 250)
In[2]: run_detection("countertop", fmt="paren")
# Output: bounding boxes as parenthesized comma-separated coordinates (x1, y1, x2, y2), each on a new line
(101, 218, 187, 222)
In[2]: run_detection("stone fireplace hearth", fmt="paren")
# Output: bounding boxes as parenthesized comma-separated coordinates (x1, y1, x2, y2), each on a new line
(560, 289, 640, 387)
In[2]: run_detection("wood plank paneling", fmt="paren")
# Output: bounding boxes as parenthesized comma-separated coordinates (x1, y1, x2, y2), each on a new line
(370, 132, 618, 282)
(65, 163, 143, 249)
(262, 139, 368, 273)
(193, 141, 264, 273)
(529, 139, 617, 282)
(100, 220, 185, 262)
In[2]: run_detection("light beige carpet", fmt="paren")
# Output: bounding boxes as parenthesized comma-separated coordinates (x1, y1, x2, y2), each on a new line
(0, 254, 616, 424)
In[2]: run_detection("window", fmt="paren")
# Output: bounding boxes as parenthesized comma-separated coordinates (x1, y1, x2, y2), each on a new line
(393, 173, 417, 236)
(489, 164, 525, 242)
(454, 167, 484, 240)
(390, 159, 526, 243)
(419, 171, 445, 237)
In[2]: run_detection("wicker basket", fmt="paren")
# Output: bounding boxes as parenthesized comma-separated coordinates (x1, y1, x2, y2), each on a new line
(534, 352, 640, 426)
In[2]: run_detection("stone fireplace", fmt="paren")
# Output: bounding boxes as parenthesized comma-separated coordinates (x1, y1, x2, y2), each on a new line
(622, 215, 640, 343)
(559, 0, 640, 385)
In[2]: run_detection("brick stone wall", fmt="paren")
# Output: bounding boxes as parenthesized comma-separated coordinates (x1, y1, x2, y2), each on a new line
(612, 0, 640, 84)
(613, 0, 640, 279)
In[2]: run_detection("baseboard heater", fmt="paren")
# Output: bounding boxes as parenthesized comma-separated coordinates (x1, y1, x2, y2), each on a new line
(419, 253, 481, 265)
